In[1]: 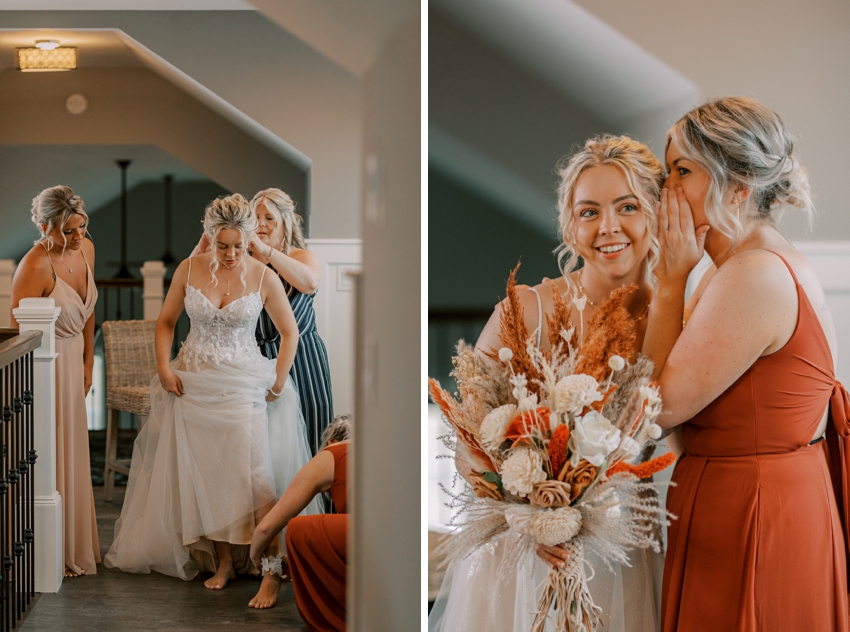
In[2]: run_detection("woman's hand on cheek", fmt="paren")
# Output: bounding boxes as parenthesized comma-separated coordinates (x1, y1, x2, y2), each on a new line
(656, 187, 709, 288)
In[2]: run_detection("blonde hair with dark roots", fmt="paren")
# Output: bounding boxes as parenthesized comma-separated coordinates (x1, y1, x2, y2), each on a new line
(669, 96, 815, 242)
(320, 414, 351, 449)
(250, 188, 307, 255)
(31, 185, 89, 253)
(202, 194, 257, 295)
(556, 135, 664, 294)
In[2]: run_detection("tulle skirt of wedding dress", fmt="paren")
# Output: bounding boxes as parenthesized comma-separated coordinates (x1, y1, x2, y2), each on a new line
(104, 355, 320, 580)
(429, 533, 663, 632)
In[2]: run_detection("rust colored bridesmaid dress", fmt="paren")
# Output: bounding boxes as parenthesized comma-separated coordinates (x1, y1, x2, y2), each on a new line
(662, 252, 850, 631)
(286, 442, 349, 632)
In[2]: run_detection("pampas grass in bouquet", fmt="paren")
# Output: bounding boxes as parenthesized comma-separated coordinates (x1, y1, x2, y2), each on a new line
(429, 264, 676, 632)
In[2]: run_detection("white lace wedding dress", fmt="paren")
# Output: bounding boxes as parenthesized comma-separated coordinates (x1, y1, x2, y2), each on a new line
(429, 535, 663, 631)
(105, 269, 320, 580)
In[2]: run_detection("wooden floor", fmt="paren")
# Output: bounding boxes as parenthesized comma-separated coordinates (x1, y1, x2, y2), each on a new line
(22, 487, 310, 631)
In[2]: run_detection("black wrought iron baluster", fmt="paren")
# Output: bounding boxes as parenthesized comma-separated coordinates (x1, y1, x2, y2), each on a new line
(23, 353, 32, 605)
(13, 357, 22, 624)
(8, 360, 18, 625)
(2, 364, 10, 632)
(25, 352, 34, 605)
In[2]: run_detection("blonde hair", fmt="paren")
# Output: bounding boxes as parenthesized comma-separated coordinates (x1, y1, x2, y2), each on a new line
(556, 135, 664, 293)
(320, 414, 351, 449)
(31, 185, 89, 251)
(250, 188, 307, 255)
(202, 194, 257, 294)
(669, 96, 814, 241)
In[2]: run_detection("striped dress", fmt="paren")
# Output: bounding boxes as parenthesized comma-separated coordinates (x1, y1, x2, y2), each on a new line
(256, 269, 334, 456)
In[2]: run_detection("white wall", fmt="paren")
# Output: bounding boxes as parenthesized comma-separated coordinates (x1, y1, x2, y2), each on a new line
(575, 0, 850, 243)
(351, 16, 420, 632)
(305, 238, 361, 419)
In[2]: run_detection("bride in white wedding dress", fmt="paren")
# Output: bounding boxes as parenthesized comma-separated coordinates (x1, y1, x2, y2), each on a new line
(105, 194, 320, 609)
(429, 136, 668, 631)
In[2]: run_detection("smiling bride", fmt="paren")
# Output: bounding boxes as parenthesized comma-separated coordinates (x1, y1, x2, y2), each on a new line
(105, 194, 317, 609)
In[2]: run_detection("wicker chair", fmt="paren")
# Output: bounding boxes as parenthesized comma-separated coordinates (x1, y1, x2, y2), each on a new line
(101, 320, 157, 501)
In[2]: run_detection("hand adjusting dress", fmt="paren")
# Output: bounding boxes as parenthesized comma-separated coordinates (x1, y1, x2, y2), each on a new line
(286, 442, 349, 632)
(105, 264, 319, 579)
(256, 273, 334, 456)
(662, 251, 850, 631)
(46, 251, 100, 575)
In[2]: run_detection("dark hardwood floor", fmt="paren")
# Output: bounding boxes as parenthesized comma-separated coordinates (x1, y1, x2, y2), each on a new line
(22, 486, 310, 631)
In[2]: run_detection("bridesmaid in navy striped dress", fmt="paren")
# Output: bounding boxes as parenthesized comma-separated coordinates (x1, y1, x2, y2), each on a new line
(249, 189, 334, 457)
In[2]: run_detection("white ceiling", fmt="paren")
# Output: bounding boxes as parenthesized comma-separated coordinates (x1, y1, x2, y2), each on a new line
(431, 0, 697, 126)
(0, 1, 252, 8)
(248, 0, 419, 77)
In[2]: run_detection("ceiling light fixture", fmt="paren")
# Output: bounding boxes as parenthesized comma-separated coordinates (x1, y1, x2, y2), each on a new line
(16, 45, 77, 72)
(35, 40, 60, 51)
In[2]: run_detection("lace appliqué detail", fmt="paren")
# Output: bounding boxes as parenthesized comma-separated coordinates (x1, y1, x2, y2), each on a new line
(179, 285, 265, 369)
(261, 555, 284, 577)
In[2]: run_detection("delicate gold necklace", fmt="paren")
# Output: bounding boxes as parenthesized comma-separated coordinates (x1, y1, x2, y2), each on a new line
(577, 272, 652, 320)
(44, 243, 74, 274)
(218, 264, 239, 296)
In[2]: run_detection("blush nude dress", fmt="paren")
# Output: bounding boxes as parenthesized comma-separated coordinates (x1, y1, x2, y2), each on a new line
(46, 251, 100, 575)
(662, 252, 850, 631)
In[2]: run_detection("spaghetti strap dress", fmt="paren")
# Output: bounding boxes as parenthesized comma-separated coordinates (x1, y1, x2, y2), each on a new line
(286, 442, 349, 632)
(105, 260, 319, 579)
(45, 250, 100, 575)
(256, 270, 334, 456)
(662, 250, 850, 631)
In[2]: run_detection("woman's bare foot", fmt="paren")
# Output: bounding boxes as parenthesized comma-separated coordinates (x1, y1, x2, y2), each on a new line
(248, 572, 283, 609)
(204, 564, 235, 590)
(64, 568, 85, 578)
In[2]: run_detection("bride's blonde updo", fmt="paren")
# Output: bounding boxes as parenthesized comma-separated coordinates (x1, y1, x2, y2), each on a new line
(556, 135, 665, 293)
(202, 194, 257, 294)
(31, 185, 88, 248)
(669, 96, 815, 241)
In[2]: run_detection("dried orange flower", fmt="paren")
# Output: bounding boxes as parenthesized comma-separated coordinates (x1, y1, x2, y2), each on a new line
(548, 424, 570, 477)
(606, 452, 676, 479)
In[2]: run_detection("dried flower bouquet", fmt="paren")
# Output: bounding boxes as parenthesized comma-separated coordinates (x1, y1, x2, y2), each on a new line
(429, 267, 676, 632)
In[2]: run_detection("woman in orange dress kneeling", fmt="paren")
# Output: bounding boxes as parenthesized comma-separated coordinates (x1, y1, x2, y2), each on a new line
(250, 415, 351, 630)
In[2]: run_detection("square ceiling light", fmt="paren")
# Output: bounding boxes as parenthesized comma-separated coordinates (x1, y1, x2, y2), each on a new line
(16, 47, 77, 72)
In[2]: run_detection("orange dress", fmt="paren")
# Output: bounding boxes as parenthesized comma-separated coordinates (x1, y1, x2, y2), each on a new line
(286, 442, 349, 632)
(662, 252, 850, 631)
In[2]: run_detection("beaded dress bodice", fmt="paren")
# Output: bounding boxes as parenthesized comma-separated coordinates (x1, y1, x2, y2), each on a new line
(178, 284, 266, 368)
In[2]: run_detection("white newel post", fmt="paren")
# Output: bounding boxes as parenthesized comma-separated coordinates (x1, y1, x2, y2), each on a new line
(141, 261, 166, 321)
(13, 298, 63, 593)
(0, 260, 16, 328)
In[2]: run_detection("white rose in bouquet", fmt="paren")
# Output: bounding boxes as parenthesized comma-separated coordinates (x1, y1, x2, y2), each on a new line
(506, 504, 583, 547)
(501, 448, 547, 497)
(570, 411, 621, 467)
(480, 404, 517, 451)
(553, 374, 603, 415)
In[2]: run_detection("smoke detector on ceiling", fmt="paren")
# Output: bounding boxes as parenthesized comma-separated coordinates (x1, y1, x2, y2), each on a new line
(65, 93, 88, 116)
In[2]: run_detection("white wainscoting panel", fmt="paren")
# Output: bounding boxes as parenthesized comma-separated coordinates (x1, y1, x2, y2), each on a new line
(305, 238, 362, 419)
(794, 241, 850, 387)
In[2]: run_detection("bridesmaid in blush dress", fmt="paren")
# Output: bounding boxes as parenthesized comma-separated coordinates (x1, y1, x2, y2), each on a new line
(11, 186, 99, 577)
(645, 97, 849, 631)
